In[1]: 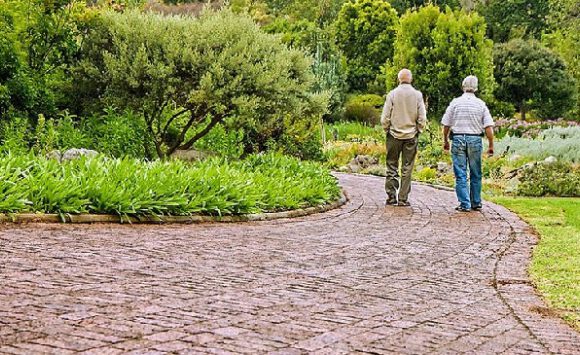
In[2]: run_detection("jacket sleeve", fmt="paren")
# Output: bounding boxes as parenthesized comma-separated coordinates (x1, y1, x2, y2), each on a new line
(417, 92, 427, 133)
(380, 93, 393, 132)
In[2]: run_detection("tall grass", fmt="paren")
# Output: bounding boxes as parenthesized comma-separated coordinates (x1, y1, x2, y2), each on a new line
(0, 153, 340, 217)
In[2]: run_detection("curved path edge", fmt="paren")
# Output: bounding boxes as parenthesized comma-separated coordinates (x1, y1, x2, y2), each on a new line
(488, 201, 580, 354)
(0, 191, 348, 224)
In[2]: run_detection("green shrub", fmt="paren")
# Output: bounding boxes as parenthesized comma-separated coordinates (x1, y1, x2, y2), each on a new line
(335, 0, 398, 92)
(82, 110, 148, 158)
(414, 167, 437, 183)
(494, 39, 577, 120)
(74, 9, 327, 159)
(0, 152, 341, 216)
(193, 123, 244, 159)
(386, 5, 494, 118)
(517, 162, 580, 197)
(326, 121, 384, 142)
(343, 94, 384, 126)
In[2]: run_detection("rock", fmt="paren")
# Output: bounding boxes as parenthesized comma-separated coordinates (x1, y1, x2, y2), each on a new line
(170, 149, 214, 162)
(347, 163, 361, 173)
(437, 161, 450, 173)
(508, 154, 522, 162)
(61, 148, 99, 161)
(46, 150, 62, 162)
(544, 156, 557, 164)
(353, 155, 379, 169)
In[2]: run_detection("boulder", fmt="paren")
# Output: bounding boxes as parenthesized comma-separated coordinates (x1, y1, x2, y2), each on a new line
(46, 150, 62, 162)
(170, 149, 214, 162)
(544, 156, 557, 164)
(436, 161, 450, 173)
(61, 148, 99, 161)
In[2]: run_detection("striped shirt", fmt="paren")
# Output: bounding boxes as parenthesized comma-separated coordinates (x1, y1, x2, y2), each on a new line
(441, 93, 494, 134)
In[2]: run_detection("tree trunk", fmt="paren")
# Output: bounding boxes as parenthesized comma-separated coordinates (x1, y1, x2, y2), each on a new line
(521, 103, 526, 121)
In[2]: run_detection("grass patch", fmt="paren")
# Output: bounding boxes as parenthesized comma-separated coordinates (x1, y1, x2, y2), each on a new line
(0, 152, 340, 218)
(491, 196, 580, 329)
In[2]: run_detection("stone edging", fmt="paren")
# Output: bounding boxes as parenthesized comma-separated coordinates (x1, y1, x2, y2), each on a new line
(0, 191, 348, 224)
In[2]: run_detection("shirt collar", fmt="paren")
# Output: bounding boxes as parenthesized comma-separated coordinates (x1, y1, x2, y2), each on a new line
(462, 92, 476, 97)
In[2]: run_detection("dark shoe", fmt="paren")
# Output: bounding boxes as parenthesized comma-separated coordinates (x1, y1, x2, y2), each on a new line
(385, 199, 398, 206)
(397, 201, 411, 207)
(455, 206, 471, 212)
(471, 204, 482, 211)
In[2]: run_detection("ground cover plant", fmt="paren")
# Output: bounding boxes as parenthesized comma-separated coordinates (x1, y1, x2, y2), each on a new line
(0, 153, 341, 218)
(490, 197, 580, 330)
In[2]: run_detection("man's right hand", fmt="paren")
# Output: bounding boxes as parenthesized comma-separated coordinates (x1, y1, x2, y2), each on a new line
(487, 147, 494, 157)
(443, 141, 450, 153)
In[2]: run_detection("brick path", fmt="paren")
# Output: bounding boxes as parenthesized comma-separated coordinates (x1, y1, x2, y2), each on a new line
(1, 173, 579, 354)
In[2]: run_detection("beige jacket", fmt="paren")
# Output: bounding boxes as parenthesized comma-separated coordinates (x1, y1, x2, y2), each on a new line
(380, 83, 427, 139)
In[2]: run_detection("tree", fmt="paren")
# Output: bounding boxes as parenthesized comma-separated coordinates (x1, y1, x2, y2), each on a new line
(389, 0, 460, 14)
(543, 0, 580, 118)
(0, 0, 87, 120)
(74, 9, 328, 159)
(477, 0, 550, 43)
(264, 18, 348, 121)
(386, 5, 494, 118)
(334, 0, 398, 92)
(494, 39, 577, 120)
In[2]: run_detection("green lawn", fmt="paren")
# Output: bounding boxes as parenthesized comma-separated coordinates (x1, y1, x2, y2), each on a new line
(491, 197, 580, 329)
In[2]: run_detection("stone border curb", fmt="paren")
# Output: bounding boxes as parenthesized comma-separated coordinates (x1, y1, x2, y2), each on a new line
(0, 191, 348, 224)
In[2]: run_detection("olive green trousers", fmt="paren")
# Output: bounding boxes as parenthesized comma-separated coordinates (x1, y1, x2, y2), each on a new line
(385, 134, 418, 203)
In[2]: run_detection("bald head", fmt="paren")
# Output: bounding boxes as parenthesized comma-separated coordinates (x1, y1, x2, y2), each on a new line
(398, 69, 412, 84)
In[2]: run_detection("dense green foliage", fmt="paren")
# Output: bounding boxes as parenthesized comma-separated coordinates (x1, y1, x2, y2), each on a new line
(343, 94, 383, 125)
(0, 152, 340, 216)
(0, 0, 87, 119)
(74, 9, 327, 159)
(517, 162, 580, 197)
(543, 0, 580, 118)
(477, 0, 550, 43)
(0, 110, 149, 158)
(494, 39, 577, 120)
(335, 0, 398, 92)
(386, 5, 494, 118)
(389, 0, 460, 14)
(263, 19, 348, 121)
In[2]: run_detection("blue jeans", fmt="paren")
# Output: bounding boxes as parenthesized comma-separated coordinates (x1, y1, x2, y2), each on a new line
(451, 135, 482, 209)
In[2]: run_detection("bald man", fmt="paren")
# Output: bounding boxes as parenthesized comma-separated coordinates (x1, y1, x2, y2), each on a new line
(380, 69, 427, 206)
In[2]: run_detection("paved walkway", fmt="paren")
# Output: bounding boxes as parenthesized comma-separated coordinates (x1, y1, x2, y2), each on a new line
(1, 174, 579, 354)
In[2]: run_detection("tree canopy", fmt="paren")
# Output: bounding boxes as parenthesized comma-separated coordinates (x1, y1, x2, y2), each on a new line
(494, 39, 577, 120)
(74, 9, 327, 158)
(335, 0, 398, 92)
(386, 5, 494, 118)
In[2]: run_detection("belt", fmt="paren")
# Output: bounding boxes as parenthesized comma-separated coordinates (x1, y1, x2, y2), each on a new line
(450, 132, 483, 137)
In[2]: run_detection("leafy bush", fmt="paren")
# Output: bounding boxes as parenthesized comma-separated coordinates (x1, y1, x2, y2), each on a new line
(386, 5, 494, 118)
(343, 94, 384, 126)
(414, 167, 437, 183)
(477, 0, 549, 43)
(74, 9, 327, 159)
(517, 162, 580, 197)
(0, 152, 341, 216)
(335, 0, 398, 92)
(325, 121, 384, 142)
(494, 39, 577, 120)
